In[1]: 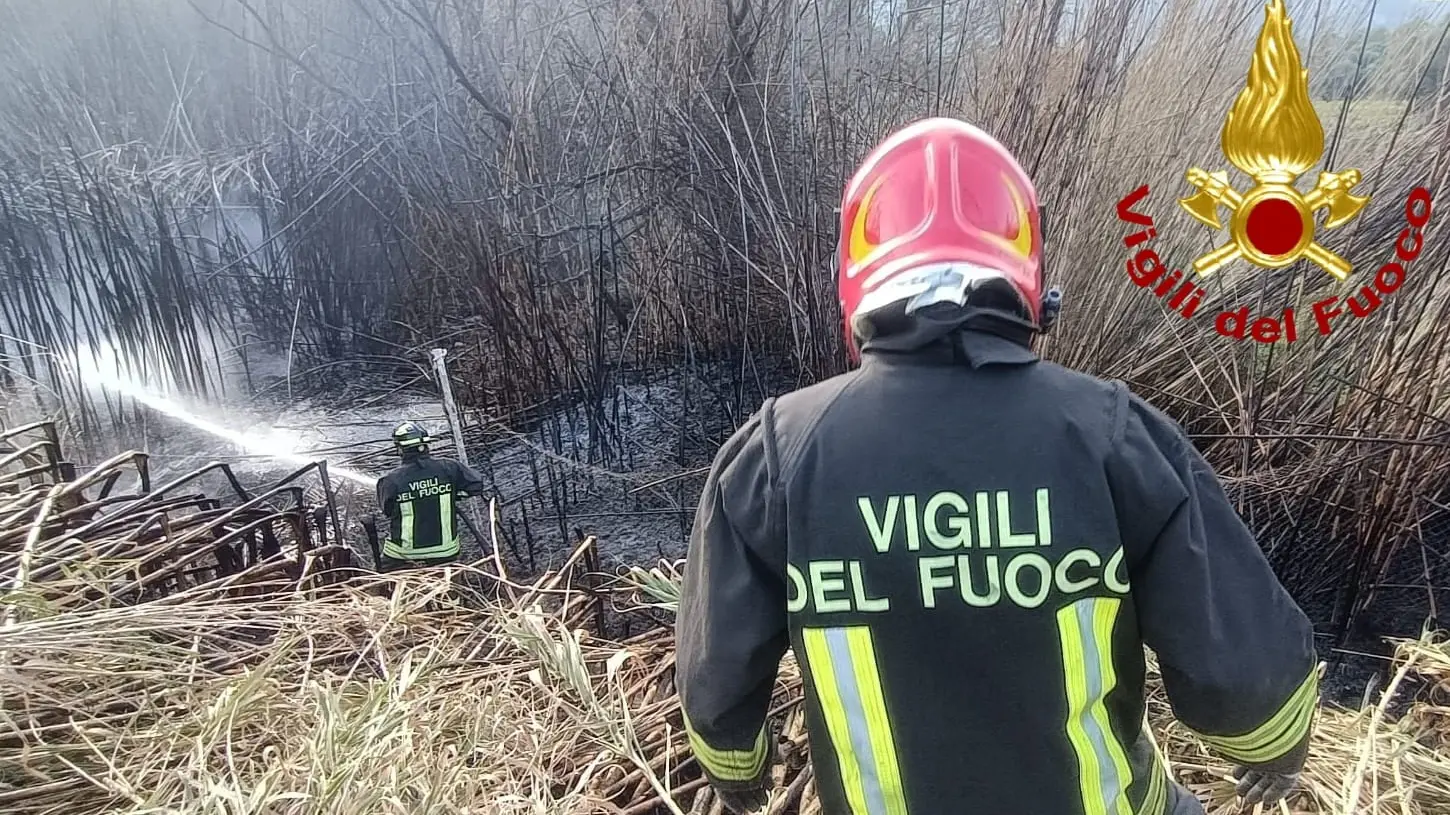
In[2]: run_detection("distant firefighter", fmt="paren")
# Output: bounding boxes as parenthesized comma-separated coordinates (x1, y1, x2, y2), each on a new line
(673, 118, 1318, 815)
(373, 421, 487, 572)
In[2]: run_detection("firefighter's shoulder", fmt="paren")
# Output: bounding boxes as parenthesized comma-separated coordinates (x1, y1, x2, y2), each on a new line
(757, 368, 861, 468)
(1030, 358, 1125, 400)
(770, 368, 859, 431)
(1033, 360, 1198, 452)
(707, 370, 861, 515)
(1024, 359, 1149, 449)
(377, 468, 405, 490)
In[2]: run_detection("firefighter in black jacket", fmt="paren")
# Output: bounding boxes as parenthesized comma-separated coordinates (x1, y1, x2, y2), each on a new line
(375, 421, 487, 571)
(674, 118, 1319, 815)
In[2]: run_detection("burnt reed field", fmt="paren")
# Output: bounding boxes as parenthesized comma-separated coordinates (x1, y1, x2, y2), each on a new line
(2, 0, 1450, 695)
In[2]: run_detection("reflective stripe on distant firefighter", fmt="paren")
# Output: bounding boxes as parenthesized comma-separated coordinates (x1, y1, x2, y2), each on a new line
(382, 538, 460, 559)
(1057, 597, 1133, 815)
(800, 626, 908, 815)
(681, 710, 769, 782)
(381, 499, 461, 560)
(1194, 668, 1318, 764)
(401, 500, 415, 546)
(441, 492, 454, 549)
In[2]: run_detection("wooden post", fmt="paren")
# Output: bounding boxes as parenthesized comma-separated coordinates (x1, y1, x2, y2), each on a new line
(430, 349, 470, 465)
(429, 348, 489, 561)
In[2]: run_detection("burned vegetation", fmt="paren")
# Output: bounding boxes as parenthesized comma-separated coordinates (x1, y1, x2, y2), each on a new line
(2, 3, 1450, 809)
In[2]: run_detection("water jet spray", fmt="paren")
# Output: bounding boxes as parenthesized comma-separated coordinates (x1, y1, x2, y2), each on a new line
(62, 342, 378, 488)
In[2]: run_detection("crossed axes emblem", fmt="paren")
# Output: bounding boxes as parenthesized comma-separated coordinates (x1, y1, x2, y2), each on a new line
(1178, 168, 1370, 280)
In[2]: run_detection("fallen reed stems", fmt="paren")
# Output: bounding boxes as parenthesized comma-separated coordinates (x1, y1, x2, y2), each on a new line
(1, 538, 1447, 814)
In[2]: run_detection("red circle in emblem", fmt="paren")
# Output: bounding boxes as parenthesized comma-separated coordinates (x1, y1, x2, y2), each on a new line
(1244, 197, 1304, 257)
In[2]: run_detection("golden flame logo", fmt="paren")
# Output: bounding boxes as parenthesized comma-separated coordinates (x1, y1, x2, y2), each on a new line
(1178, 0, 1369, 280)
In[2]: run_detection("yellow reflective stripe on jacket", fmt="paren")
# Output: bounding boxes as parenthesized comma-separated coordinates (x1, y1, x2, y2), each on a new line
(1134, 714, 1170, 815)
(401, 500, 415, 546)
(800, 626, 908, 815)
(1196, 668, 1318, 764)
(680, 709, 769, 782)
(1057, 597, 1133, 815)
(1137, 735, 1168, 815)
(382, 538, 460, 560)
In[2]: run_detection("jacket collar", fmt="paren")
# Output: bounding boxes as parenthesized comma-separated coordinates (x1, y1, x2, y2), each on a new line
(859, 307, 1039, 369)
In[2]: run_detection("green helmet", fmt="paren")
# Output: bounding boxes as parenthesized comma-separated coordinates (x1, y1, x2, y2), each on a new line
(392, 421, 431, 456)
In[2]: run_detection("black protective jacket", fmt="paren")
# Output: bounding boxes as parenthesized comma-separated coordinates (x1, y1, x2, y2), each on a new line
(675, 324, 1318, 815)
(376, 454, 486, 562)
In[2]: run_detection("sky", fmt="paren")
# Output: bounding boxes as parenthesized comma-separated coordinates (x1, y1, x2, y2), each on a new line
(1376, 0, 1450, 27)
(870, 1, 1450, 30)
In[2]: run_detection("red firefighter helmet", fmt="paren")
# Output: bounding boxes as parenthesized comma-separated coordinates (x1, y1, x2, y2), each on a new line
(837, 118, 1048, 361)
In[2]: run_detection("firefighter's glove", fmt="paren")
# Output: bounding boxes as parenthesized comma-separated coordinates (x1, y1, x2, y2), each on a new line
(713, 784, 770, 815)
(1232, 765, 1299, 806)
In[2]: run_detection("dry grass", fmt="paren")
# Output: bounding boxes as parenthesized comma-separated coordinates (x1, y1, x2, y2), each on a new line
(1, 426, 1448, 815)
(1, 561, 702, 815)
(2, 536, 1447, 815)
